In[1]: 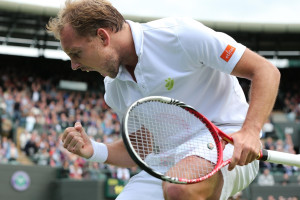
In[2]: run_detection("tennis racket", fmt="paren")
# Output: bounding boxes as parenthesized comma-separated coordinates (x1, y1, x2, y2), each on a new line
(122, 96, 300, 184)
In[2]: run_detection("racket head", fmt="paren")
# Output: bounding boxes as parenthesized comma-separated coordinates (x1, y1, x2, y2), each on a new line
(122, 96, 230, 184)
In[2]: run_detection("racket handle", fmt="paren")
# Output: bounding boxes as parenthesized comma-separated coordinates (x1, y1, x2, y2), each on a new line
(257, 149, 300, 168)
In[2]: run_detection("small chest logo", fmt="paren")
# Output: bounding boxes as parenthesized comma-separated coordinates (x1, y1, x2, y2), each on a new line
(220, 44, 236, 62)
(165, 78, 174, 90)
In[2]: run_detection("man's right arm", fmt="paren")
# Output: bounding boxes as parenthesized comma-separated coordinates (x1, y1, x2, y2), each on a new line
(105, 139, 137, 167)
(62, 122, 136, 167)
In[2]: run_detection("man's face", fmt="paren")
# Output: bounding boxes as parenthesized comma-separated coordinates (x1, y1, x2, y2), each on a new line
(60, 24, 120, 78)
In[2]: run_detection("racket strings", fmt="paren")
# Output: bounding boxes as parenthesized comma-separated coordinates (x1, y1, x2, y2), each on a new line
(127, 101, 218, 180)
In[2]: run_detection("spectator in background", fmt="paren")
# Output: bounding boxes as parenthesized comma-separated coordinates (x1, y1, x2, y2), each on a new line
(59, 112, 71, 131)
(117, 167, 130, 182)
(267, 195, 276, 200)
(283, 92, 300, 122)
(19, 130, 32, 151)
(1, 118, 13, 138)
(257, 168, 275, 186)
(262, 119, 274, 138)
(60, 160, 70, 178)
(25, 111, 36, 132)
(13, 91, 22, 124)
(1, 136, 9, 154)
(281, 172, 290, 186)
(4, 91, 15, 118)
(49, 145, 63, 167)
(6, 139, 18, 162)
(24, 132, 39, 159)
(69, 158, 83, 180)
(31, 82, 40, 102)
(0, 90, 5, 131)
(278, 196, 286, 200)
(264, 137, 275, 150)
(36, 148, 50, 166)
(284, 127, 298, 174)
(87, 162, 102, 180)
(274, 139, 296, 174)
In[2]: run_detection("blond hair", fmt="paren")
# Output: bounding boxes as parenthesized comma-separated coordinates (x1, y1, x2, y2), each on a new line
(47, 0, 125, 39)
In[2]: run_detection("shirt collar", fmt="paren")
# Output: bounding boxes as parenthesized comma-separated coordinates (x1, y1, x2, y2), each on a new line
(126, 20, 143, 57)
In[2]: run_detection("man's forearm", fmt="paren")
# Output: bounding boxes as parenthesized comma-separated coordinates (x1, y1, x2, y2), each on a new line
(242, 60, 280, 134)
(105, 139, 137, 167)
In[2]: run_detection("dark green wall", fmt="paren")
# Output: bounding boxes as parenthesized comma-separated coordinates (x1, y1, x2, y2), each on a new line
(2, 164, 299, 200)
(0, 164, 58, 200)
(0, 164, 115, 200)
(250, 184, 300, 199)
(55, 179, 109, 200)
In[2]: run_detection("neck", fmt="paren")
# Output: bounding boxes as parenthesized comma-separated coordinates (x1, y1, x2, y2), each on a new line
(115, 23, 138, 82)
(114, 23, 138, 68)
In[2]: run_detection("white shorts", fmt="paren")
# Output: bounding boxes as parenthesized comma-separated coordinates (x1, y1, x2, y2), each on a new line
(117, 127, 259, 200)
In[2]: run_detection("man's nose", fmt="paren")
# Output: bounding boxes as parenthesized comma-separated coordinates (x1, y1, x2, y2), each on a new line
(71, 60, 80, 70)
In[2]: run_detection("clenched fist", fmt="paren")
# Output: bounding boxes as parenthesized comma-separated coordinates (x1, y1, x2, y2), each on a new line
(62, 122, 94, 159)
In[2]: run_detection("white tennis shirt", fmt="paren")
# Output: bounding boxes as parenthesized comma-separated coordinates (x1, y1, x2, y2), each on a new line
(104, 17, 248, 126)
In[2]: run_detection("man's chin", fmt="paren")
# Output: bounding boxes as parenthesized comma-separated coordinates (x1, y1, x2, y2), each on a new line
(98, 72, 109, 78)
(104, 70, 119, 79)
(106, 74, 117, 79)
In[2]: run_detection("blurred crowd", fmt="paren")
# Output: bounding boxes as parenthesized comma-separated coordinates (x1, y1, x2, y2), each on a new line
(256, 196, 298, 200)
(283, 90, 300, 122)
(259, 133, 298, 175)
(0, 66, 135, 181)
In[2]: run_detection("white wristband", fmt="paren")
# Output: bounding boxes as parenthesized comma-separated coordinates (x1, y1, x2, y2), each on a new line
(87, 140, 108, 163)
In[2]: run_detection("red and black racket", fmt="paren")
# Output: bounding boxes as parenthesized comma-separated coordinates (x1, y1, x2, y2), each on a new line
(122, 96, 300, 184)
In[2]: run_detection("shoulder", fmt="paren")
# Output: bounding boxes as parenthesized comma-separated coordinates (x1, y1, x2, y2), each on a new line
(142, 17, 203, 30)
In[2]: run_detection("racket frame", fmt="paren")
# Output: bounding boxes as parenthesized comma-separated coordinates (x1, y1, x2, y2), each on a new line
(123, 96, 300, 184)
(122, 96, 232, 184)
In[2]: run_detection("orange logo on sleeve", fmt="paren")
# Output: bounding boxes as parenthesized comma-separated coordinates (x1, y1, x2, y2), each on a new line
(220, 45, 236, 62)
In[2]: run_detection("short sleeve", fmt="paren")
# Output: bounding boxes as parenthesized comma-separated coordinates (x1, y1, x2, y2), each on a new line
(177, 18, 246, 74)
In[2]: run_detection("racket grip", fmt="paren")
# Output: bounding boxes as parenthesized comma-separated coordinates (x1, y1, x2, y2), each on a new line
(257, 149, 300, 168)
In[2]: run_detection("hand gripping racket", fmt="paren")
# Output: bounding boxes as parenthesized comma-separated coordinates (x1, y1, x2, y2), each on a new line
(122, 96, 300, 184)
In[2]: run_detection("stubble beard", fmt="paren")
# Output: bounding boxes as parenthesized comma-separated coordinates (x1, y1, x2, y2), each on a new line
(105, 58, 120, 78)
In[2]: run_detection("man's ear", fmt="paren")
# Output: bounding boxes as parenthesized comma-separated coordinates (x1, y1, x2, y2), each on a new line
(96, 28, 110, 46)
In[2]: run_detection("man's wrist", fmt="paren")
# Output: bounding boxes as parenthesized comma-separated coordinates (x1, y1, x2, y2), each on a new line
(86, 139, 108, 163)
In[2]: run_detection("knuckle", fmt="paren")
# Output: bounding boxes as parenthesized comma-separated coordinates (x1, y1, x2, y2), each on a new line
(65, 127, 73, 133)
(67, 133, 76, 141)
(232, 154, 239, 162)
(66, 146, 72, 152)
(237, 160, 245, 166)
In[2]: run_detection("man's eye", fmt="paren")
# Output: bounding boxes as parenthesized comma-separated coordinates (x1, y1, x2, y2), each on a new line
(70, 54, 80, 59)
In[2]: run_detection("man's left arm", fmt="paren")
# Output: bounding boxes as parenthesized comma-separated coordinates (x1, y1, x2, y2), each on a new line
(228, 48, 280, 171)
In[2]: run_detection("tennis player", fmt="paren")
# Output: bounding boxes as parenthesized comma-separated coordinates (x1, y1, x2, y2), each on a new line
(48, 0, 280, 199)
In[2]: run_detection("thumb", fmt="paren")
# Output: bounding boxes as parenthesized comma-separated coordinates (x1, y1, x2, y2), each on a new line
(75, 121, 83, 132)
(74, 122, 87, 149)
(74, 121, 89, 141)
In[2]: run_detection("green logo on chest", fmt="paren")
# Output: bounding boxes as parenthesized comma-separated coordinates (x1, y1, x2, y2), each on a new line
(165, 78, 174, 90)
